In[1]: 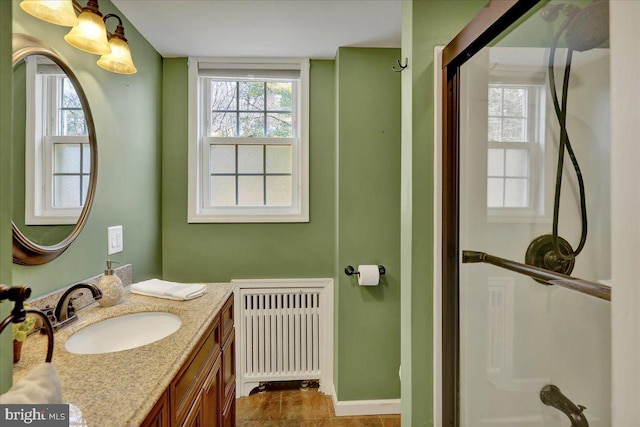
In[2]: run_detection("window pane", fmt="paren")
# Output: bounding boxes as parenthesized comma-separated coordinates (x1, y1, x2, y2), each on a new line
(502, 88, 526, 117)
(211, 112, 237, 137)
(61, 110, 86, 136)
(237, 145, 263, 173)
(211, 176, 236, 206)
(54, 176, 81, 208)
(54, 143, 81, 173)
(210, 145, 236, 174)
(488, 87, 502, 116)
(266, 176, 292, 206)
(239, 81, 264, 111)
(266, 145, 291, 173)
(210, 81, 237, 111)
(61, 78, 81, 108)
(505, 149, 529, 177)
(238, 176, 264, 206)
(266, 113, 292, 137)
(487, 178, 504, 208)
(504, 178, 528, 207)
(487, 149, 504, 177)
(239, 113, 264, 137)
(267, 82, 292, 111)
(488, 118, 501, 141)
(501, 118, 526, 142)
(81, 175, 89, 205)
(82, 144, 91, 174)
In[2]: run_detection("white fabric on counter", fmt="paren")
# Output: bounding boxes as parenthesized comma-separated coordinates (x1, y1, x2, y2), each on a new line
(130, 279, 206, 301)
(0, 363, 62, 404)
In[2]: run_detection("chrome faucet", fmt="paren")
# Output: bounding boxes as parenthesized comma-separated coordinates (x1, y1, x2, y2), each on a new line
(52, 283, 102, 330)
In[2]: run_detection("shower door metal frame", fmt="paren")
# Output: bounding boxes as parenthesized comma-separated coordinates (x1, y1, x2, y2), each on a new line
(440, 1, 542, 425)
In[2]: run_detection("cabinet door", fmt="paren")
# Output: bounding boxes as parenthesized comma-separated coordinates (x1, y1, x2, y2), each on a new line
(222, 331, 236, 401)
(220, 295, 234, 343)
(181, 393, 203, 427)
(202, 355, 222, 427)
(221, 390, 236, 427)
(141, 391, 169, 427)
(172, 318, 221, 426)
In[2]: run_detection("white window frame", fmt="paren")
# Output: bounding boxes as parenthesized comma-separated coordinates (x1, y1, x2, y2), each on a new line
(188, 57, 310, 223)
(487, 76, 548, 222)
(24, 56, 88, 225)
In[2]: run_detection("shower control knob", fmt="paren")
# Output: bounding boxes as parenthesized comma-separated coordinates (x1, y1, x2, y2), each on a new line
(525, 235, 575, 284)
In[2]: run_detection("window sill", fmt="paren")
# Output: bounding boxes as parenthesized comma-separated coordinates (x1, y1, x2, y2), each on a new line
(188, 212, 309, 224)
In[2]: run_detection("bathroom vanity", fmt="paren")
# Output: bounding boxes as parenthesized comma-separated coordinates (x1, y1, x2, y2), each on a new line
(142, 293, 236, 427)
(13, 283, 235, 426)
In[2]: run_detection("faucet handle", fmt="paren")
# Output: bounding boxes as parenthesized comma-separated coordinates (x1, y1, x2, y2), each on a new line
(67, 293, 84, 317)
(41, 305, 57, 333)
(578, 405, 587, 414)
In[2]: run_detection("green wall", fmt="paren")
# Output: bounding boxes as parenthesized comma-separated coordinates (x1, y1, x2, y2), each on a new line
(11, 0, 163, 296)
(401, 1, 486, 425)
(1, 0, 14, 394)
(163, 51, 402, 401)
(334, 47, 401, 400)
(161, 59, 336, 282)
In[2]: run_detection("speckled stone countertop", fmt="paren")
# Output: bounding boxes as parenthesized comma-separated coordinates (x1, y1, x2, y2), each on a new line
(14, 283, 234, 427)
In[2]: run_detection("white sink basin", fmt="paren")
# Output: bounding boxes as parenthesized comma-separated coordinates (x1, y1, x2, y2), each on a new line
(65, 312, 182, 355)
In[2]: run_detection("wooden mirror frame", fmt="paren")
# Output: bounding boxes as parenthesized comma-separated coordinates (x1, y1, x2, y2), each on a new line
(12, 33, 98, 265)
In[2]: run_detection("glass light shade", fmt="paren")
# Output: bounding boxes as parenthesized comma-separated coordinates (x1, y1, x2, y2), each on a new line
(64, 10, 111, 55)
(97, 37, 137, 74)
(20, 0, 78, 27)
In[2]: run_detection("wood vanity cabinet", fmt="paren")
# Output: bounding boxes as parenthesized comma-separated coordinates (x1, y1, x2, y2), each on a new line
(141, 295, 235, 427)
(220, 294, 236, 427)
(142, 390, 170, 427)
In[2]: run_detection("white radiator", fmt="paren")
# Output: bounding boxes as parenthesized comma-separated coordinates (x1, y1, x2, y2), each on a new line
(233, 279, 334, 397)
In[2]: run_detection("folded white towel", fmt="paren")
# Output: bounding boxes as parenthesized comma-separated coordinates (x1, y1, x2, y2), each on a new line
(0, 363, 62, 404)
(130, 279, 207, 301)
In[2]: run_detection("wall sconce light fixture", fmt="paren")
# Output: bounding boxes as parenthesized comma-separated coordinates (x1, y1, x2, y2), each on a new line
(64, 0, 111, 55)
(97, 14, 137, 74)
(19, 0, 78, 27)
(20, 0, 137, 74)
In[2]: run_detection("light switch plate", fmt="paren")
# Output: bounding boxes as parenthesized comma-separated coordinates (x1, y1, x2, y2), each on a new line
(107, 226, 123, 255)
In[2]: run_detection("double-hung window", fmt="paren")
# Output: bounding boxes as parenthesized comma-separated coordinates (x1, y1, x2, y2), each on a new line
(24, 56, 89, 225)
(487, 82, 545, 218)
(188, 58, 309, 223)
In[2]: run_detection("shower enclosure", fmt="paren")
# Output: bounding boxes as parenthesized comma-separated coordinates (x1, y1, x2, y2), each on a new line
(441, 1, 611, 426)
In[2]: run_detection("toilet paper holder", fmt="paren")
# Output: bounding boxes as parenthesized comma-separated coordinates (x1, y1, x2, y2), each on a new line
(344, 265, 386, 277)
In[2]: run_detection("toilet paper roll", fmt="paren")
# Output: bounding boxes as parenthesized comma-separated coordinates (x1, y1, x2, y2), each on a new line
(358, 265, 380, 286)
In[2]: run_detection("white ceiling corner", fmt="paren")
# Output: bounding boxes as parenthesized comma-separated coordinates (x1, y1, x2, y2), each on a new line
(111, 0, 402, 59)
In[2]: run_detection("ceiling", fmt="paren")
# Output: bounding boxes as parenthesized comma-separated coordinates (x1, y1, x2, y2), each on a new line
(110, 0, 402, 60)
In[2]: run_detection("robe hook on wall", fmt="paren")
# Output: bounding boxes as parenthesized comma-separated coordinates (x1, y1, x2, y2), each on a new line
(392, 58, 408, 72)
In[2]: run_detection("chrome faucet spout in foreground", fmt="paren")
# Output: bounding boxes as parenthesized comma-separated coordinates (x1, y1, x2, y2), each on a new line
(52, 283, 102, 330)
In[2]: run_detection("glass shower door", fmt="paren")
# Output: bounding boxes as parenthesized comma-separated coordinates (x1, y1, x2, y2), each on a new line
(457, 1, 611, 426)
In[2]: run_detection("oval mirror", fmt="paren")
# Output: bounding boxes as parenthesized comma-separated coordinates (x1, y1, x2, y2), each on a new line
(12, 34, 98, 265)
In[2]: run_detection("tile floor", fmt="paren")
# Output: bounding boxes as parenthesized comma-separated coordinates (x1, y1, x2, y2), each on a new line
(236, 389, 401, 426)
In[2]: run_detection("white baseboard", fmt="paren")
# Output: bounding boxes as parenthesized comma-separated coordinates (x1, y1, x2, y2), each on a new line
(330, 385, 401, 416)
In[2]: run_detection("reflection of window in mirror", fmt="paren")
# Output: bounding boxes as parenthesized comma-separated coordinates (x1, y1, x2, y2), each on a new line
(25, 55, 89, 225)
(486, 68, 549, 222)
